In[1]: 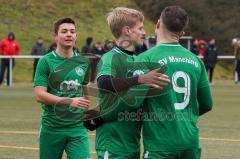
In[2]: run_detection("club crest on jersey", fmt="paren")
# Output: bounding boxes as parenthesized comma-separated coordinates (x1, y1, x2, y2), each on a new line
(133, 70, 145, 76)
(75, 66, 85, 76)
(60, 79, 81, 91)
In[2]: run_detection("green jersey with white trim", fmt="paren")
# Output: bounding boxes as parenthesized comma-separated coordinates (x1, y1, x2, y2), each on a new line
(95, 47, 142, 152)
(136, 43, 212, 151)
(34, 51, 90, 129)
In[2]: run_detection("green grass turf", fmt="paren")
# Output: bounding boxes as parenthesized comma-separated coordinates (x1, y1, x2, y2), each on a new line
(0, 81, 240, 159)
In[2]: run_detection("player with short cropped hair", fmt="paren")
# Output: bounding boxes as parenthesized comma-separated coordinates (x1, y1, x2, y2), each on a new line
(34, 17, 91, 159)
(93, 7, 170, 159)
(136, 6, 213, 159)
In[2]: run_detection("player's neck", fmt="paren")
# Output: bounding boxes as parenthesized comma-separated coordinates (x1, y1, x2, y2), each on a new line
(55, 46, 73, 58)
(116, 37, 135, 52)
(156, 29, 179, 44)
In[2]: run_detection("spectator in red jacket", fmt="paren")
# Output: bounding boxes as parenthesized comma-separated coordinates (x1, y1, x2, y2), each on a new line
(0, 32, 20, 86)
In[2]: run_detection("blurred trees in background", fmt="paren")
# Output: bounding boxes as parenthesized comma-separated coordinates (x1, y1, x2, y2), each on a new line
(135, 0, 240, 54)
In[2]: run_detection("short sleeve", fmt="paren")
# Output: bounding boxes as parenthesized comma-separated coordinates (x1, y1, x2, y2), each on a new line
(83, 61, 91, 85)
(34, 57, 50, 88)
(97, 53, 116, 78)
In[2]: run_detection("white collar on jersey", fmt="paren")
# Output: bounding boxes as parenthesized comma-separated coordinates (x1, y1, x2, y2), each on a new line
(157, 43, 181, 47)
(52, 51, 78, 57)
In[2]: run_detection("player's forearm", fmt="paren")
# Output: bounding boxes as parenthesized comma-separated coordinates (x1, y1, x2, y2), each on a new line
(35, 91, 62, 105)
(34, 87, 67, 106)
(97, 75, 139, 93)
(83, 85, 90, 100)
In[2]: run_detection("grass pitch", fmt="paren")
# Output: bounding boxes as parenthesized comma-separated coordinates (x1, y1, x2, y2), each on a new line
(0, 81, 240, 159)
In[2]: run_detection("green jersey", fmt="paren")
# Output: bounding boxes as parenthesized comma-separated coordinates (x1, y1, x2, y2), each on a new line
(95, 47, 141, 152)
(34, 51, 90, 129)
(136, 43, 212, 151)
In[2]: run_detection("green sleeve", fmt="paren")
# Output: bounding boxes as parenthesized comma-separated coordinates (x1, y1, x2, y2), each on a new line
(83, 60, 91, 85)
(197, 61, 213, 116)
(34, 57, 50, 88)
(97, 53, 116, 78)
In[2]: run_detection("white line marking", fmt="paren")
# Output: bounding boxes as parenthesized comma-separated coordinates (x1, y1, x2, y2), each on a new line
(200, 137, 240, 142)
(0, 145, 96, 154)
(0, 130, 95, 136)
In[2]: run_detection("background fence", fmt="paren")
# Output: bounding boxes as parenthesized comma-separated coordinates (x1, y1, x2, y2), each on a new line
(0, 55, 236, 87)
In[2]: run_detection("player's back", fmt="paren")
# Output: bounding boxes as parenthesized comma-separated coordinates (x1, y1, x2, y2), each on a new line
(138, 42, 209, 151)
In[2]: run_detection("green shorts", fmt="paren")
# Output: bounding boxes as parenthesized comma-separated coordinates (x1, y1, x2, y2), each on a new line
(97, 150, 140, 159)
(143, 148, 201, 159)
(39, 126, 91, 159)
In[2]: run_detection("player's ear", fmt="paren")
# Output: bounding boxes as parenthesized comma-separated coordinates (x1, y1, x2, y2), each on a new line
(122, 26, 131, 36)
(156, 20, 160, 29)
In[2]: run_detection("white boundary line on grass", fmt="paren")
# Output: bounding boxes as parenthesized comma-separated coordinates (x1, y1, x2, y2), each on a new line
(0, 137, 240, 152)
(0, 145, 39, 151)
(0, 130, 95, 136)
(1, 130, 240, 142)
(0, 145, 96, 154)
(0, 131, 38, 135)
(200, 137, 240, 142)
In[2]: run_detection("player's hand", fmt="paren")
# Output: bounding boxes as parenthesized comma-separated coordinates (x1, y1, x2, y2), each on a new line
(69, 97, 90, 109)
(138, 68, 170, 89)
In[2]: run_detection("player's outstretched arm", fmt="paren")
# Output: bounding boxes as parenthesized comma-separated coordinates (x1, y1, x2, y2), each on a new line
(97, 69, 170, 93)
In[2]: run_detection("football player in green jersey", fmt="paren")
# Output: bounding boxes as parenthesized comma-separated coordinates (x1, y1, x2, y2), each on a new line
(93, 7, 170, 159)
(136, 6, 213, 159)
(34, 18, 92, 159)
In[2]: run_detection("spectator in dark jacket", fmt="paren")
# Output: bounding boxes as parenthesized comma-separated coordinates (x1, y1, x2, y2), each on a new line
(205, 38, 218, 83)
(103, 40, 115, 53)
(81, 36, 93, 53)
(135, 43, 147, 55)
(190, 39, 199, 55)
(90, 41, 104, 82)
(91, 41, 104, 56)
(31, 37, 46, 80)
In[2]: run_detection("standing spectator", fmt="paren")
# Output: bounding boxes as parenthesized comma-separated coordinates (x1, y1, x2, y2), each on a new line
(205, 38, 218, 84)
(198, 40, 207, 64)
(81, 36, 93, 53)
(134, 42, 147, 55)
(91, 41, 104, 56)
(198, 40, 207, 57)
(103, 39, 115, 53)
(0, 32, 20, 86)
(31, 37, 46, 80)
(90, 41, 104, 82)
(145, 36, 156, 49)
(233, 39, 240, 84)
(190, 39, 199, 55)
